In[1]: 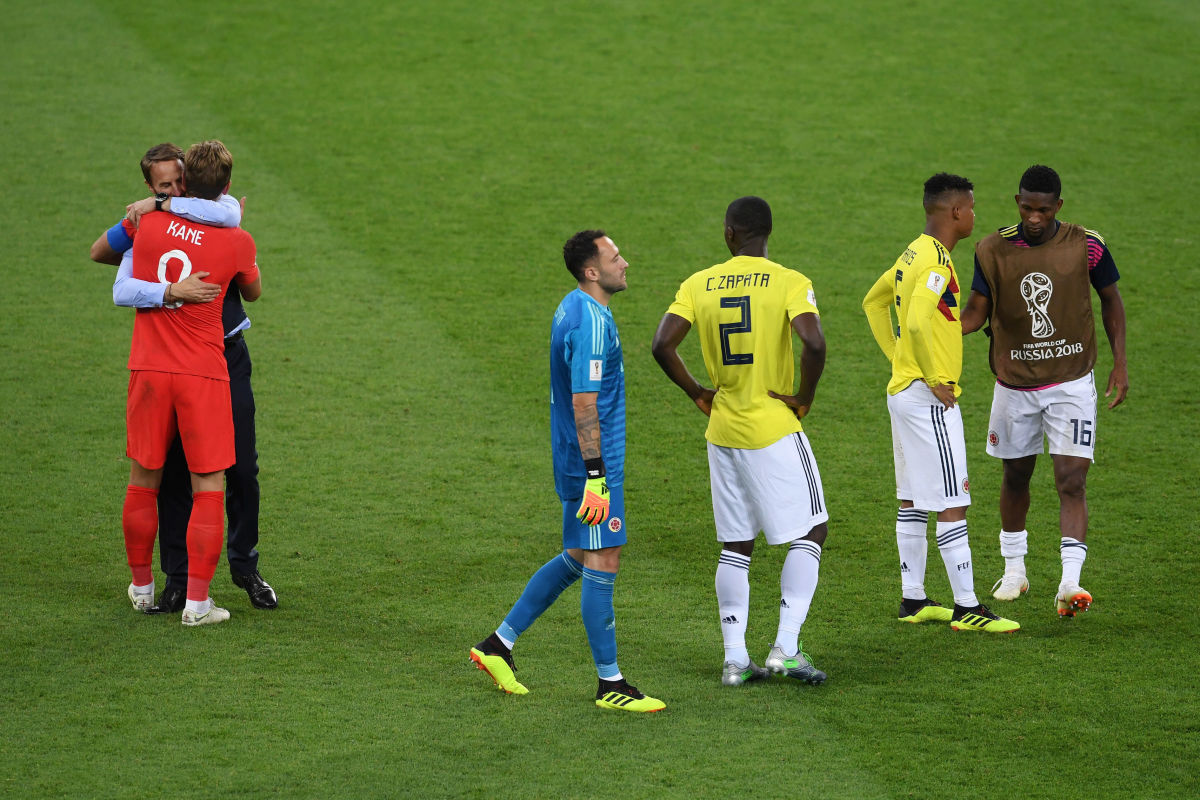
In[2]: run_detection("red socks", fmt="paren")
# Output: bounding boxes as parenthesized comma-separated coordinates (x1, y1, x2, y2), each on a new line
(186, 491, 225, 602)
(123, 485, 226, 602)
(122, 485, 159, 586)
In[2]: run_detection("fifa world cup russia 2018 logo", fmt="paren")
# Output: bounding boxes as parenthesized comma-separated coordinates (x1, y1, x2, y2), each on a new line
(1020, 272, 1055, 339)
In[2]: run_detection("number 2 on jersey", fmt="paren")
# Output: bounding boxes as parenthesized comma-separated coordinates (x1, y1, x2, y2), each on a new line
(719, 296, 753, 365)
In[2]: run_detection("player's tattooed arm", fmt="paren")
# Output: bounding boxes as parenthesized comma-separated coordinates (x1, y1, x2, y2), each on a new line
(572, 392, 603, 461)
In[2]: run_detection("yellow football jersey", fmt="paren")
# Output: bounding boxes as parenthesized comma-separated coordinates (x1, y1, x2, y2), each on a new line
(667, 255, 819, 449)
(862, 233, 963, 397)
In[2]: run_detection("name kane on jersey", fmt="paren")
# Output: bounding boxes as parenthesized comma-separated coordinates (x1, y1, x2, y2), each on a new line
(166, 219, 205, 246)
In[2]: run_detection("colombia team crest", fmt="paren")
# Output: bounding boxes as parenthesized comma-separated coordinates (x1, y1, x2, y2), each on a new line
(988, 431, 999, 447)
(608, 516, 623, 533)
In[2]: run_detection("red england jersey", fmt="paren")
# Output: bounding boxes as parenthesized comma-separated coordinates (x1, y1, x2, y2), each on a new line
(128, 211, 258, 380)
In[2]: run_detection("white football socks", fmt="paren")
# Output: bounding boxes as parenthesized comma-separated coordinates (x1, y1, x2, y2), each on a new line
(775, 539, 821, 656)
(716, 550, 751, 667)
(999, 529, 1028, 575)
(896, 507, 929, 600)
(1060, 536, 1088, 587)
(936, 520, 978, 607)
(184, 597, 212, 615)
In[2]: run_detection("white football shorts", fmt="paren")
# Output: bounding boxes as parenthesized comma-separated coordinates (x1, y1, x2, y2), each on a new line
(707, 431, 828, 545)
(887, 381, 971, 512)
(986, 371, 1097, 460)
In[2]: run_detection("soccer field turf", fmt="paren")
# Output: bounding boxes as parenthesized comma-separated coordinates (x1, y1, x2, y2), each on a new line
(2, 1, 1197, 797)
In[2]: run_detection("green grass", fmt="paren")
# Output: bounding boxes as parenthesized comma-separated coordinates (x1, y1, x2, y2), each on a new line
(2, 0, 1198, 797)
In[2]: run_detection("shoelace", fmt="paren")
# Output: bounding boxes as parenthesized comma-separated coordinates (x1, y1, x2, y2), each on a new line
(602, 681, 644, 699)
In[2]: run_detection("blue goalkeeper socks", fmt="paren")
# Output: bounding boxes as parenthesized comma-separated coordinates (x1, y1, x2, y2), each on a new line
(581, 567, 620, 680)
(499, 551, 583, 644)
(498, 556, 621, 681)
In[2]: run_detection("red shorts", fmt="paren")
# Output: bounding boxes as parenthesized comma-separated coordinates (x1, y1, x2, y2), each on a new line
(126, 371, 234, 473)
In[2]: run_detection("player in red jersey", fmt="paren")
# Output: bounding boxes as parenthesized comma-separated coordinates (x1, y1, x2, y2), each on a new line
(122, 140, 262, 626)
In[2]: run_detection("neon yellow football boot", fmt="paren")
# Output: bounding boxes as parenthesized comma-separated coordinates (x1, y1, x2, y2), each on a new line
(595, 679, 665, 712)
(470, 644, 529, 695)
(898, 597, 954, 623)
(950, 603, 1020, 633)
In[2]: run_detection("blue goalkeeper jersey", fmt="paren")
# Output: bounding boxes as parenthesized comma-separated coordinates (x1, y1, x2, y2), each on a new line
(550, 288, 626, 500)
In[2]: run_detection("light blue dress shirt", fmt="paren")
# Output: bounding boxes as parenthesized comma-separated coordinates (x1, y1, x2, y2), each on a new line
(111, 195, 243, 309)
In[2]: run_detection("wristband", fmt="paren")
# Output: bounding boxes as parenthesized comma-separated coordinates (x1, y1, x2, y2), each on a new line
(583, 458, 605, 479)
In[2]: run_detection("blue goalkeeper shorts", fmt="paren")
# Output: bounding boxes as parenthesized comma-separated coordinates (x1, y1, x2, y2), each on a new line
(561, 483, 627, 550)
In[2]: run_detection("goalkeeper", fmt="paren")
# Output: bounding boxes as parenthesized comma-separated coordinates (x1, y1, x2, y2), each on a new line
(469, 230, 664, 714)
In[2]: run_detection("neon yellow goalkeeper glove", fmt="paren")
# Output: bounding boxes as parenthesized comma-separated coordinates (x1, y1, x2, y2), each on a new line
(576, 468, 610, 526)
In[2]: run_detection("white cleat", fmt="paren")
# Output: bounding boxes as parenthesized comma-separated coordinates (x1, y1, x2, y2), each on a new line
(991, 573, 1030, 601)
(1055, 583, 1092, 618)
(182, 602, 231, 627)
(128, 583, 154, 612)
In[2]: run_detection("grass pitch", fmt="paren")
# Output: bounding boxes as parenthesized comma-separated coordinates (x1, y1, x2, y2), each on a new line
(1, 1, 1197, 798)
